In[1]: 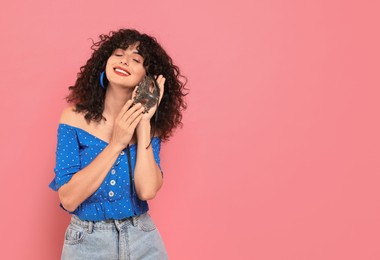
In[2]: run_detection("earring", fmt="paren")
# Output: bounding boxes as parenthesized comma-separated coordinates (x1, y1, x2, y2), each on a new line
(100, 71, 106, 89)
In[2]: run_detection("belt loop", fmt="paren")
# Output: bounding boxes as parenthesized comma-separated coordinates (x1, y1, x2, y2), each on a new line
(87, 221, 94, 234)
(132, 216, 138, 227)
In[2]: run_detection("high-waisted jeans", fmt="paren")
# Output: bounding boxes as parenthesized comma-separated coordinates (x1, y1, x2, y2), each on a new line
(61, 212, 168, 260)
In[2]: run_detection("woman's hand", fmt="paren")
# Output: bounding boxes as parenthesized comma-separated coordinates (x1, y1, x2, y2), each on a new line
(109, 100, 145, 151)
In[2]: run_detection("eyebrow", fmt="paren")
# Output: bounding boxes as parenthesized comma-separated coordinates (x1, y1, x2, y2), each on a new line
(115, 48, 143, 57)
(132, 50, 143, 56)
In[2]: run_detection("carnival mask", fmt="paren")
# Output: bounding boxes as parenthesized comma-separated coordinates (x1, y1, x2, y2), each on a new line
(133, 75, 160, 113)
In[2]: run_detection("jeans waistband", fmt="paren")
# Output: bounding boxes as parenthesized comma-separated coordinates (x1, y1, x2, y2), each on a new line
(70, 214, 141, 233)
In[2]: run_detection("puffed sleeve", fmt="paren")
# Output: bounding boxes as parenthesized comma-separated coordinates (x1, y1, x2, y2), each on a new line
(151, 137, 164, 176)
(48, 124, 81, 191)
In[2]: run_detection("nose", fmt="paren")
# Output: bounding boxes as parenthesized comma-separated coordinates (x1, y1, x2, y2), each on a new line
(120, 55, 129, 65)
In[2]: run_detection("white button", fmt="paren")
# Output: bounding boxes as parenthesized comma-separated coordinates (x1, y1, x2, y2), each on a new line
(111, 169, 116, 174)
(109, 191, 114, 197)
(120, 151, 125, 155)
(110, 180, 116, 185)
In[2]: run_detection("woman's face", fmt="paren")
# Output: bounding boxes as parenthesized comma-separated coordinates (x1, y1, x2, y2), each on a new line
(105, 43, 146, 89)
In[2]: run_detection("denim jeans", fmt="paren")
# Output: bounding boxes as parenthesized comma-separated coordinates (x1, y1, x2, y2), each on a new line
(61, 212, 168, 260)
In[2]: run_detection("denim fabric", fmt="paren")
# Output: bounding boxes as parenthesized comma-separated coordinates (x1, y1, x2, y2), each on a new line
(61, 212, 168, 260)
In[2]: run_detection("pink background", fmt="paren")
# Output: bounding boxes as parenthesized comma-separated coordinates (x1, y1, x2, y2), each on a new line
(0, 0, 379, 259)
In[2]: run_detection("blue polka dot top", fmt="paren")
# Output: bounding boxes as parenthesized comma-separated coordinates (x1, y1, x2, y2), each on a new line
(48, 123, 162, 221)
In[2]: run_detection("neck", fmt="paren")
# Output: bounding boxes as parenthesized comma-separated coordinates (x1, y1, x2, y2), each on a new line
(103, 84, 134, 121)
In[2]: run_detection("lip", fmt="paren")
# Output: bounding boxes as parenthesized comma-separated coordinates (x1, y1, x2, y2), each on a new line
(113, 66, 131, 76)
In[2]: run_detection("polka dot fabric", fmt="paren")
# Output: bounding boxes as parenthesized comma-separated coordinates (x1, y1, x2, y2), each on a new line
(48, 124, 163, 221)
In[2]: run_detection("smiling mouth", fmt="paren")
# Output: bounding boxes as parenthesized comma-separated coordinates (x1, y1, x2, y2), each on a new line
(114, 67, 130, 76)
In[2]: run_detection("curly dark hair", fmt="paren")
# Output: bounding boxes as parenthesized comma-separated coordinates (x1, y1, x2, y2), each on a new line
(66, 28, 188, 141)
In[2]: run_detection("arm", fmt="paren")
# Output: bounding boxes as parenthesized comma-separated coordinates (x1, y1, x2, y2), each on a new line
(58, 101, 144, 212)
(58, 143, 122, 212)
(133, 121, 163, 200)
(133, 75, 166, 200)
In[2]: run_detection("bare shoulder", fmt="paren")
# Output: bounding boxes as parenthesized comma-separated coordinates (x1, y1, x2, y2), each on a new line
(59, 105, 86, 127)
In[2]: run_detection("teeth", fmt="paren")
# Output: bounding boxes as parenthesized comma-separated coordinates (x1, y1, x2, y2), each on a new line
(115, 68, 129, 75)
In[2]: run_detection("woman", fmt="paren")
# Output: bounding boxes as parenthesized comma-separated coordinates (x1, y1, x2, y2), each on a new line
(49, 28, 187, 259)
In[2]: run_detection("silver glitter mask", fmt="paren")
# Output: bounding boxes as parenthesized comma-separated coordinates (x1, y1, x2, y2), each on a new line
(133, 75, 160, 113)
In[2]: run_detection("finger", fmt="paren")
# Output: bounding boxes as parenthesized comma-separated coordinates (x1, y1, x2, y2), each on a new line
(154, 74, 164, 82)
(131, 85, 138, 100)
(117, 100, 134, 120)
(121, 102, 142, 120)
(157, 76, 165, 86)
(125, 106, 145, 125)
(129, 113, 143, 129)
(157, 77, 165, 101)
